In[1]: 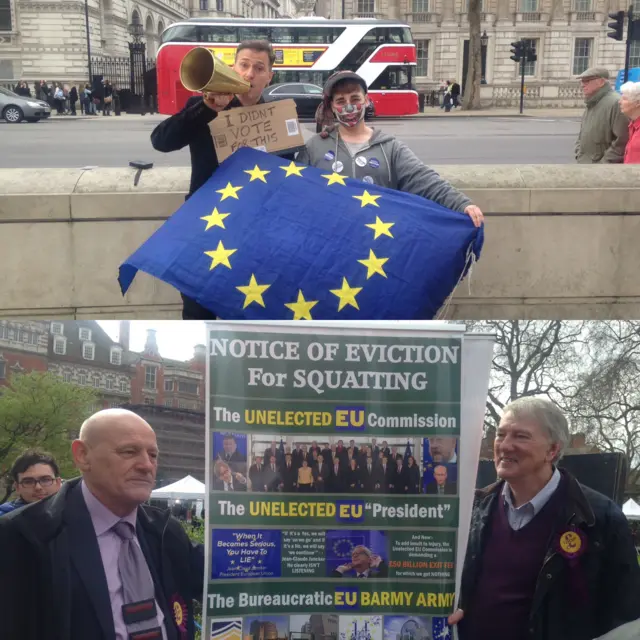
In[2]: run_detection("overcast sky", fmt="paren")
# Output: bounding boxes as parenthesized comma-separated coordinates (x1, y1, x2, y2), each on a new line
(99, 321, 206, 362)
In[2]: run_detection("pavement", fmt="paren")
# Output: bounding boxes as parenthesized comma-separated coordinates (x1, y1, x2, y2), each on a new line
(1, 111, 582, 168)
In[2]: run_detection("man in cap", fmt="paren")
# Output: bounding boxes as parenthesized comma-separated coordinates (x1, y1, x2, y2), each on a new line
(297, 71, 484, 227)
(575, 67, 628, 164)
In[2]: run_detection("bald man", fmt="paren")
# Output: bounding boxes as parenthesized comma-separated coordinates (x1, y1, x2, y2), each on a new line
(0, 409, 205, 640)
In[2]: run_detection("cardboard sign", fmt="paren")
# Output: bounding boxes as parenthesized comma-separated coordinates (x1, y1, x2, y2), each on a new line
(209, 99, 305, 162)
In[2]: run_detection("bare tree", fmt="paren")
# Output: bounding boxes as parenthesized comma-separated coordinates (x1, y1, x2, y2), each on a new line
(462, 0, 483, 110)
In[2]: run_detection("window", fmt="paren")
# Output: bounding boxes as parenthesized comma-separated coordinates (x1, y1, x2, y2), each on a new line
(54, 336, 67, 355)
(106, 378, 114, 390)
(79, 327, 92, 341)
(62, 372, 71, 383)
(522, 38, 538, 76)
(631, 41, 640, 69)
(50, 322, 63, 335)
(199, 0, 207, 9)
(416, 40, 429, 76)
(357, 0, 375, 14)
(144, 365, 157, 389)
(78, 374, 87, 385)
(412, 0, 428, 11)
(93, 376, 100, 388)
(110, 347, 122, 366)
(466, 0, 483, 9)
(0, 0, 11, 31)
(216, 0, 223, 10)
(573, 38, 592, 76)
(0, 361, 5, 380)
(520, 0, 538, 10)
(178, 381, 199, 394)
(110, 401, 120, 408)
(634, 0, 640, 13)
(120, 380, 128, 393)
(304, 85, 323, 94)
(370, 66, 412, 91)
(179, 400, 187, 409)
(573, 0, 591, 9)
(238, 26, 271, 41)
(82, 343, 95, 361)
(164, 398, 173, 407)
(165, 379, 174, 392)
(271, 27, 296, 43)
(144, 397, 154, 405)
(0, 324, 6, 339)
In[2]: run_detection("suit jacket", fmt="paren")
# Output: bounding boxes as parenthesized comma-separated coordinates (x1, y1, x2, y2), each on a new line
(263, 464, 281, 492)
(331, 560, 388, 578)
(328, 465, 345, 493)
(213, 478, 247, 492)
(281, 463, 297, 491)
(0, 477, 203, 640)
(313, 463, 330, 488)
(217, 450, 246, 472)
(249, 464, 264, 491)
(263, 448, 281, 466)
(360, 461, 376, 492)
(425, 481, 457, 495)
(373, 464, 392, 493)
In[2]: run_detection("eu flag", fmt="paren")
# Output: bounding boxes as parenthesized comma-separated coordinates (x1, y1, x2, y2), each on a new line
(119, 147, 483, 319)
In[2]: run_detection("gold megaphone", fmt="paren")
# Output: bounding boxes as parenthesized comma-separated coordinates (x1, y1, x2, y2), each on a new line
(180, 47, 251, 95)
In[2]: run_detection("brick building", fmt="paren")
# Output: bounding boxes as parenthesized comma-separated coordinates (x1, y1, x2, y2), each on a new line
(0, 320, 50, 387)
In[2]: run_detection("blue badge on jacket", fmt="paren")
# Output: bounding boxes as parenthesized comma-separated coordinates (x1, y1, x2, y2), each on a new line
(324, 151, 335, 161)
(369, 158, 380, 169)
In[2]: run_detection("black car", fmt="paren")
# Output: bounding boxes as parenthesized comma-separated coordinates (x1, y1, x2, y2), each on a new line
(262, 82, 324, 118)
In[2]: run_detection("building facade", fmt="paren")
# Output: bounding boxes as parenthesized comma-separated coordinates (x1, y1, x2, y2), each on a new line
(0, 320, 49, 387)
(322, 0, 640, 106)
(0, 0, 299, 84)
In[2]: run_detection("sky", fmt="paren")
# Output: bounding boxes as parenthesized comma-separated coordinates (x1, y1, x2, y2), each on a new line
(99, 321, 206, 362)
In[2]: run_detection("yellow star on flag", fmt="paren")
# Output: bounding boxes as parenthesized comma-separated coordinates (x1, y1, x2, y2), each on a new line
(284, 290, 318, 320)
(204, 240, 237, 271)
(353, 190, 381, 208)
(321, 172, 347, 186)
(201, 207, 230, 231)
(216, 182, 243, 201)
(280, 161, 306, 178)
(236, 274, 271, 309)
(365, 216, 395, 239)
(244, 165, 270, 183)
(358, 249, 389, 279)
(330, 278, 363, 311)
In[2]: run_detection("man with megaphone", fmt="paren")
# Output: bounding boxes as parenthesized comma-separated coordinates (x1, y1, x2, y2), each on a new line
(151, 39, 277, 320)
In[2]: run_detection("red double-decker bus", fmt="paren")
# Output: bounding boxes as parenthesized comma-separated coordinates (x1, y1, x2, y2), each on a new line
(157, 17, 418, 117)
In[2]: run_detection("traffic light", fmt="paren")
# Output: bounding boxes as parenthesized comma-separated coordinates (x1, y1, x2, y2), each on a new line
(607, 10, 625, 41)
(510, 41, 524, 63)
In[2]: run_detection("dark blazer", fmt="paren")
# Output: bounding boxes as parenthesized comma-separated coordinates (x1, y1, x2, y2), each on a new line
(0, 477, 203, 640)
(360, 461, 376, 492)
(281, 462, 297, 491)
(263, 464, 281, 492)
(328, 465, 345, 493)
(425, 481, 458, 495)
(373, 463, 392, 493)
(213, 478, 247, 492)
(248, 464, 264, 491)
(313, 463, 330, 489)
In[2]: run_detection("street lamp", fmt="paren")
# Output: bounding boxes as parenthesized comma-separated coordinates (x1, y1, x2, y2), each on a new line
(128, 21, 144, 43)
(480, 30, 489, 85)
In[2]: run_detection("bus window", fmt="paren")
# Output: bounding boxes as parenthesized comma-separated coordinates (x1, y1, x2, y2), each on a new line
(238, 26, 271, 41)
(198, 25, 238, 42)
(369, 66, 412, 91)
(271, 27, 296, 43)
(161, 25, 198, 43)
(298, 27, 344, 43)
(401, 27, 413, 43)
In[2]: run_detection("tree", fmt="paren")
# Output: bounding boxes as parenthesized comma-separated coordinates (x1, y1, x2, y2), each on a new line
(462, 0, 483, 110)
(0, 372, 97, 503)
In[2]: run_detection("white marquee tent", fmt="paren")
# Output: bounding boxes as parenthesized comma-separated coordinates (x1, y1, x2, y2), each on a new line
(150, 475, 205, 501)
(622, 498, 640, 521)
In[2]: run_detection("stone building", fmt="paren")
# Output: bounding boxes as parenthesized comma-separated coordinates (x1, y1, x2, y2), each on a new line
(320, 0, 640, 106)
(0, 0, 299, 84)
(0, 320, 49, 387)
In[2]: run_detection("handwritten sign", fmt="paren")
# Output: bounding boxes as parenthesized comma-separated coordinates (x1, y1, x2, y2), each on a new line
(209, 99, 305, 162)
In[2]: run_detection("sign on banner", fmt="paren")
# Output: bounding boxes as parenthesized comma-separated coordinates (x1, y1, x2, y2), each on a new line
(204, 322, 494, 640)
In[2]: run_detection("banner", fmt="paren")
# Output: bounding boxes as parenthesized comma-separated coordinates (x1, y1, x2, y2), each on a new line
(204, 322, 491, 640)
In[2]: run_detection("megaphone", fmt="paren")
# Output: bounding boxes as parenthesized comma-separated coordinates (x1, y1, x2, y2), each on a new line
(180, 47, 251, 95)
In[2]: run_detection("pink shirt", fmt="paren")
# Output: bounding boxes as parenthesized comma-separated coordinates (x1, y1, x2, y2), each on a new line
(624, 118, 640, 164)
(81, 481, 167, 640)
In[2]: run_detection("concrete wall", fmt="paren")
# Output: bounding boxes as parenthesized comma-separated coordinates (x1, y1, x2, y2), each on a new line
(1, 164, 640, 320)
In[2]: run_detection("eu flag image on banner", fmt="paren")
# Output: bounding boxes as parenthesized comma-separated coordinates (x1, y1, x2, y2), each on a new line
(119, 147, 483, 320)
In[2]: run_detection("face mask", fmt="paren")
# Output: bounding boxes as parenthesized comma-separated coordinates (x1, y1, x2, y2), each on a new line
(333, 102, 365, 127)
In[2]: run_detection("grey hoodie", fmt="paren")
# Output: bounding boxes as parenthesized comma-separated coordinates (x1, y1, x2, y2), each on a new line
(296, 129, 472, 213)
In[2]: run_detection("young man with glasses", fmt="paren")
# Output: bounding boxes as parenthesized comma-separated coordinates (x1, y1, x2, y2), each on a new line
(0, 449, 62, 515)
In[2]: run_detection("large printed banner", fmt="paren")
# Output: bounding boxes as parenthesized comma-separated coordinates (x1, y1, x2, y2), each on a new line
(205, 323, 473, 640)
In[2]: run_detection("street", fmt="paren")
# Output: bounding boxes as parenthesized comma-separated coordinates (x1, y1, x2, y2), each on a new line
(0, 113, 582, 168)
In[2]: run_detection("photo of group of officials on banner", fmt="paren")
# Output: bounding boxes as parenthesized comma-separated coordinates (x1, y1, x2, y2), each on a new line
(213, 433, 458, 496)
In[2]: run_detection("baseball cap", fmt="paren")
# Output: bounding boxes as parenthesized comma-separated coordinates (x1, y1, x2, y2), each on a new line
(578, 67, 610, 80)
(323, 71, 368, 98)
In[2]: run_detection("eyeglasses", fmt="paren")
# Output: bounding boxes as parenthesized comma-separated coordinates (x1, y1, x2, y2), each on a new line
(18, 476, 56, 488)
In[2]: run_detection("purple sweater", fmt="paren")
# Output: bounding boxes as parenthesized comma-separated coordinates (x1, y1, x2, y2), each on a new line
(462, 481, 565, 640)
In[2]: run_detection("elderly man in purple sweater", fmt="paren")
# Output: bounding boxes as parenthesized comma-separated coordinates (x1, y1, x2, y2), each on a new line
(449, 397, 640, 640)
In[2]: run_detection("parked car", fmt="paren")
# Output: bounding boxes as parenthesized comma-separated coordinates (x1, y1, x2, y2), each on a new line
(0, 87, 51, 123)
(262, 82, 324, 118)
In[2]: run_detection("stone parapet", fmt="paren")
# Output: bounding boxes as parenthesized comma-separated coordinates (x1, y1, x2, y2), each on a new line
(1, 165, 640, 320)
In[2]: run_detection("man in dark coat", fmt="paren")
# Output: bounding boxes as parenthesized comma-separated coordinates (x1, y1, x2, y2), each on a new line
(0, 409, 204, 640)
(280, 453, 297, 492)
(449, 397, 640, 640)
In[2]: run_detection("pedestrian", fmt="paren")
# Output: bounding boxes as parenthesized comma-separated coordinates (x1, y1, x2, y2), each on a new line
(68, 84, 78, 116)
(103, 79, 113, 116)
(113, 84, 121, 115)
(450, 80, 461, 108)
(0, 449, 62, 516)
(575, 67, 629, 163)
(14, 81, 31, 97)
(151, 39, 283, 320)
(38, 79, 49, 103)
(0, 408, 204, 640)
(53, 83, 65, 114)
(619, 81, 640, 164)
(83, 83, 96, 115)
(296, 71, 484, 227)
(448, 396, 640, 640)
